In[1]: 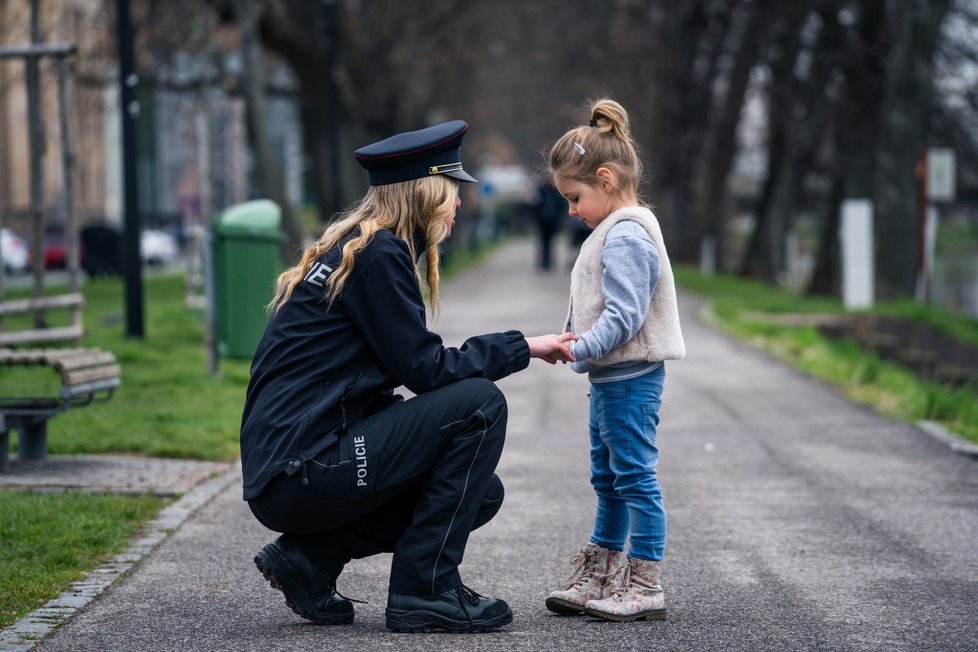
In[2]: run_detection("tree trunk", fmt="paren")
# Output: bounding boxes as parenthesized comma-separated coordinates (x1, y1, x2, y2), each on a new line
(738, 4, 807, 281)
(809, 170, 846, 296)
(873, 0, 952, 299)
(693, 0, 769, 269)
(233, 0, 304, 252)
(740, 122, 786, 280)
(814, 0, 887, 300)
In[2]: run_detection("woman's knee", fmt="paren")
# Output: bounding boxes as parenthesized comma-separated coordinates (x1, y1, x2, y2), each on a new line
(455, 377, 508, 430)
(461, 377, 506, 410)
(472, 474, 505, 531)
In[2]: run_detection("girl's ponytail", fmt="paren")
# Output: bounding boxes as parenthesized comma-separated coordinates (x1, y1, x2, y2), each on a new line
(590, 99, 631, 143)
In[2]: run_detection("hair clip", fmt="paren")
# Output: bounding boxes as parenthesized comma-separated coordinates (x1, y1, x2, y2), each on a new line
(573, 142, 586, 156)
(589, 119, 598, 127)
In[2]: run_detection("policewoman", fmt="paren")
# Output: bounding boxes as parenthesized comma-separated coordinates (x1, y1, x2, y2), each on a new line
(241, 120, 576, 633)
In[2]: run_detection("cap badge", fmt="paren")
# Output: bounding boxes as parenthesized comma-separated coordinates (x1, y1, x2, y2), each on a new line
(429, 162, 464, 176)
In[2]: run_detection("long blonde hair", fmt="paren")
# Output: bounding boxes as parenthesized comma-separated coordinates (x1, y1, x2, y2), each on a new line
(270, 175, 458, 312)
(549, 98, 642, 198)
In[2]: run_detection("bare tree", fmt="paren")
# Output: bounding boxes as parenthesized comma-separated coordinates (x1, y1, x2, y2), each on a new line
(873, 0, 952, 298)
(739, 4, 813, 281)
(808, 0, 953, 299)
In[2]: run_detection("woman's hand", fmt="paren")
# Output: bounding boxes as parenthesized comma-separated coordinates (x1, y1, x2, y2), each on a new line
(526, 332, 578, 365)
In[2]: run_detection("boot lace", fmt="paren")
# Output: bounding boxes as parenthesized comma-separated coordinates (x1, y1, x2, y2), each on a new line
(329, 581, 367, 605)
(563, 547, 599, 589)
(458, 583, 483, 606)
(604, 561, 658, 601)
(452, 583, 484, 623)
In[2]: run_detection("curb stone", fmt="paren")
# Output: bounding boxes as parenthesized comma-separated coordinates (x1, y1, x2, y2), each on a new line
(916, 420, 978, 459)
(0, 462, 242, 652)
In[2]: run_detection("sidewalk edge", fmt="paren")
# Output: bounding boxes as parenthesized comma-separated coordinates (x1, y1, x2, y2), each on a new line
(915, 420, 978, 459)
(0, 461, 242, 652)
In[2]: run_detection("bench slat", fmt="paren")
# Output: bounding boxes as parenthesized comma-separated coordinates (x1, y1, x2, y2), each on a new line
(0, 293, 85, 317)
(0, 347, 115, 369)
(62, 364, 122, 386)
(0, 325, 85, 346)
(45, 351, 117, 370)
(61, 377, 120, 399)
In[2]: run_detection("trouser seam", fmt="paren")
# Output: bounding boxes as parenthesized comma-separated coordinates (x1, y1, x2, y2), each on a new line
(430, 407, 489, 594)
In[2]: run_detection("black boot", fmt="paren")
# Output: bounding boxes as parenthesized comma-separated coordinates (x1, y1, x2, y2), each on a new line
(385, 584, 513, 633)
(254, 539, 354, 625)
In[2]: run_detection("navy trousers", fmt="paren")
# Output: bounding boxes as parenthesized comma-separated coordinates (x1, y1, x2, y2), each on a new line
(248, 377, 508, 596)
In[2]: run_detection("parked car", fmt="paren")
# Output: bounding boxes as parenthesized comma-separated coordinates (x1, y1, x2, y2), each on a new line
(0, 227, 31, 274)
(42, 222, 82, 270)
(141, 229, 180, 266)
(81, 222, 122, 277)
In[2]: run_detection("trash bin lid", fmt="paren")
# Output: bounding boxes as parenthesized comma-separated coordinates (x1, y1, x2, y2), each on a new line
(215, 199, 283, 237)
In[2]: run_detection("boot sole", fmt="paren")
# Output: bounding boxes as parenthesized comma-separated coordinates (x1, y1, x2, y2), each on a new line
(545, 597, 586, 615)
(385, 607, 513, 633)
(254, 547, 354, 626)
(583, 606, 667, 622)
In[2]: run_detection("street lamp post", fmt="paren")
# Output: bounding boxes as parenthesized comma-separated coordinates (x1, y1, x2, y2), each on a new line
(116, 0, 144, 337)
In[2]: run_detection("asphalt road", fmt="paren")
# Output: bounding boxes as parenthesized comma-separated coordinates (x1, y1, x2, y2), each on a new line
(35, 239, 978, 652)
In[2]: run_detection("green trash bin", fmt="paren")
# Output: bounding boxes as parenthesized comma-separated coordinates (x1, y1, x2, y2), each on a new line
(212, 199, 284, 359)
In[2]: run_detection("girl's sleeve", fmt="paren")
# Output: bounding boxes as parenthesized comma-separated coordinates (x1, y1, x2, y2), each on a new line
(570, 222, 659, 363)
(341, 240, 530, 393)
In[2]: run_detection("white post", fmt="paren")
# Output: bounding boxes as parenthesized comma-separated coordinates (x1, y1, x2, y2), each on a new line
(284, 128, 302, 207)
(103, 82, 122, 223)
(918, 148, 955, 304)
(700, 235, 716, 276)
(840, 199, 874, 310)
(917, 205, 938, 303)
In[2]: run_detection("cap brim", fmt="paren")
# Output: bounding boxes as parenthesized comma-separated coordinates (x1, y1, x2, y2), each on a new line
(445, 168, 478, 183)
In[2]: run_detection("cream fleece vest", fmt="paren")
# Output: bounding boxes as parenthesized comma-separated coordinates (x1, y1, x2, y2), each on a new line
(564, 206, 686, 365)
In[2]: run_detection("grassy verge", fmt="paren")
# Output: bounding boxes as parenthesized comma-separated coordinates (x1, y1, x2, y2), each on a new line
(0, 490, 169, 629)
(674, 265, 978, 444)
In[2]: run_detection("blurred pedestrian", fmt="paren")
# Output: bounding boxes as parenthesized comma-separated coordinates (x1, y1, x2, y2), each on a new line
(532, 180, 566, 270)
(240, 120, 576, 634)
(544, 99, 686, 622)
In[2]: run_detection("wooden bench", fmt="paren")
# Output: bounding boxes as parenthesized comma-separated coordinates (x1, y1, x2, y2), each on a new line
(0, 292, 122, 471)
(0, 346, 121, 472)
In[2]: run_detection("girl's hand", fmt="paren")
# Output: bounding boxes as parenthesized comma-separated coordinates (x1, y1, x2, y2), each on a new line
(526, 332, 578, 365)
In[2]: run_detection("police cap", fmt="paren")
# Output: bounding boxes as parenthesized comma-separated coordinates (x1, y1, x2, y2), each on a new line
(354, 120, 477, 186)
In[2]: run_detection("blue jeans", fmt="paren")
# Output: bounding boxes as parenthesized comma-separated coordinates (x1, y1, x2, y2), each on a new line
(588, 365, 666, 561)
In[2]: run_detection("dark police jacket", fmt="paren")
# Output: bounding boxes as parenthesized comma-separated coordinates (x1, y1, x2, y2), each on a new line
(240, 229, 531, 500)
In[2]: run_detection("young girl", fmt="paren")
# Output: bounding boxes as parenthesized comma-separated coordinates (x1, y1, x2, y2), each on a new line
(545, 99, 685, 622)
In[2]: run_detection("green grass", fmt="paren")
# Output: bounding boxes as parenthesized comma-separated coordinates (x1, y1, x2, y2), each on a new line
(675, 265, 978, 445)
(0, 490, 169, 629)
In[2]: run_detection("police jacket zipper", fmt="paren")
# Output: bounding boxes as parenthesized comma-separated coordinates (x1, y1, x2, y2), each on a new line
(339, 373, 363, 433)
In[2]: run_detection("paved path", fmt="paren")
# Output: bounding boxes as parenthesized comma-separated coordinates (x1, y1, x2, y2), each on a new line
(0, 455, 233, 495)
(29, 239, 978, 651)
